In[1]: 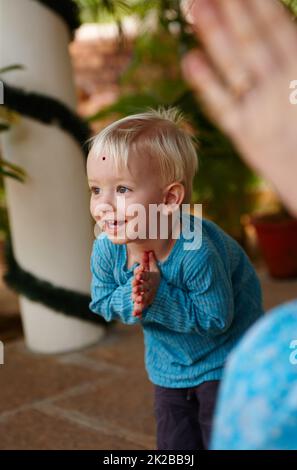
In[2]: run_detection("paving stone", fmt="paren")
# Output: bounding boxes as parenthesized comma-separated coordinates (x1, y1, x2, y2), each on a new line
(0, 409, 146, 450)
(53, 369, 156, 443)
(258, 270, 297, 311)
(0, 342, 104, 415)
(84, 322, 146, 370)
(1, 261, 296, 451)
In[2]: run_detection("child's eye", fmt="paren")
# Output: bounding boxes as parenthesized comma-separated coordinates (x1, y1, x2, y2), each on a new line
(90, 186, 100, 195)
(117, 186, 130, 194)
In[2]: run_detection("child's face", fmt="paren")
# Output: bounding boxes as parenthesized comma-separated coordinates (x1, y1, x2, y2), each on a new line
(87, 148, 166, 244)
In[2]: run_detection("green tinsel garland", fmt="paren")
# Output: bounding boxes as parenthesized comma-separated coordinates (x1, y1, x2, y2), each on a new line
(1, 83, 109, 325)
(32, 0, 80, 36)
(2, 1, 111, 326)
(3, 82, 91, 158)
(3, 238, 111, 327)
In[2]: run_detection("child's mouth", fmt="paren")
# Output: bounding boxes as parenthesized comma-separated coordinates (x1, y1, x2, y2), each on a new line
(104, 220, 127, 231)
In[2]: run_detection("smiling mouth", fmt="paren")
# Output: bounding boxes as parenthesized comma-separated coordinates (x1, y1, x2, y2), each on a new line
(104, 220, 127, 230)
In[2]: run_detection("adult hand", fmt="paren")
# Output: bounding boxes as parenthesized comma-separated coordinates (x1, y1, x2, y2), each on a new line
(182, 0, 297, 216)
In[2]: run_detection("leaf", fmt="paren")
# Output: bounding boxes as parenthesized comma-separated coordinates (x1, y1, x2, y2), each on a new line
(0, 168, 25, 182)
(282, 0, 297, 16)
(0, 64, 24, 74)
(0, 123, 10, 132)
(0, 158, 26, 182)
(76, 0, 131, 23)
(0, 107, 21, 125)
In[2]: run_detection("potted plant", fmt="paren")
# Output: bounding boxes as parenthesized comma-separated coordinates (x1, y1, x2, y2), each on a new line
(251, 207, 297, 279)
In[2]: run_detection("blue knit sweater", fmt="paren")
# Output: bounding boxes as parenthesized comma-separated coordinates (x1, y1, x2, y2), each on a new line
(89, 213, 263, 388)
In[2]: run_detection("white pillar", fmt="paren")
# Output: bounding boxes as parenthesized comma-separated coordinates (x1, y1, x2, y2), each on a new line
(0, 0, 105, 353)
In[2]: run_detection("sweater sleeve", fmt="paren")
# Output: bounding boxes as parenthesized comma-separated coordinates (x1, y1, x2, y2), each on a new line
(89, 238, 139, 325)
(141, 247, 234, 335)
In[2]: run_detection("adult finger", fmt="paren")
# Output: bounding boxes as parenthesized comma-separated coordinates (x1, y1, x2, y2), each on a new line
(189, 0, 254, 94)
(248, 0, 297, 66)
(182, 50, 238, 133)
(219, 0, 277, 79)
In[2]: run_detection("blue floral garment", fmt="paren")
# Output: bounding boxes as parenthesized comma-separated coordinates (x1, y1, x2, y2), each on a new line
(211, 300, 297, 450)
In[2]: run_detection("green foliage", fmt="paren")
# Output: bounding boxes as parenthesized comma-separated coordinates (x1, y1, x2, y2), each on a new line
(282, 0, 297, 16)
(0, 105, 26, 183)
(0, 63, 26, 179)
(0, 64, 26, 238)
(75, 0, 130, 23)
(75, 0, 177, 23)
(75, 0, 297, 22)
(0, 64, 24, 74)
(75, 0, 297, 237)
(0, 158, 26, 182)
(0, 188, 9, 239)
(120, 29, 188, 101)
(0, 127, 25, 237)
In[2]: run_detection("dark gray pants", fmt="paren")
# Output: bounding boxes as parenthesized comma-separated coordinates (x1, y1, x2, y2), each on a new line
(154, 380, 220, 450)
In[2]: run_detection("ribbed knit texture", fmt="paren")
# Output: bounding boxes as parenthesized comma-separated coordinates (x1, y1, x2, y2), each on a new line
(90, 213, 263, 387)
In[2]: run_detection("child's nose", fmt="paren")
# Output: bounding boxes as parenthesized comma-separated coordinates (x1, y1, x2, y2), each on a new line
(101, 190, 117, 207)
(93, 199, 117, 219)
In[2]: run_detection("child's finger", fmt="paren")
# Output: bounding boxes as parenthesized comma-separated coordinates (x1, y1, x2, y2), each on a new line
(133, 264, 144, 276)
(132, 281, 146, 294)
(132, 292, 143, 301)
(132, 301, 143, 317)
(148, 251, 159, 272)
(133, 312, 142, 318)
(133, 283, 149, 294)
(135, 290, 147, 304)
(132, 279, 145, 289)
(136, 271, 149, 281)
(132, 276, 145, 287)
(142, 251, 150, 270)
(132, 309, 142, 317)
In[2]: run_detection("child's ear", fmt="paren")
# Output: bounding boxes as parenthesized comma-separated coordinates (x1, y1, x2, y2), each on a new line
(162, 182, 185, 215)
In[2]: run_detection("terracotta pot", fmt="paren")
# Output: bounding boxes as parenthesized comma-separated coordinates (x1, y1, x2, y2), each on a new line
(251, 214, 297, 279)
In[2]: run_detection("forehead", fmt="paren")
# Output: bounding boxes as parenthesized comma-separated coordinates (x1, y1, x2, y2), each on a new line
(87, 146, 159, 182)
(87, 149, 130, 177)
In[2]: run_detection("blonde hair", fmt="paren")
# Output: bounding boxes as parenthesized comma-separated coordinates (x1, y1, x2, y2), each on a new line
(87, 107, 198, 204)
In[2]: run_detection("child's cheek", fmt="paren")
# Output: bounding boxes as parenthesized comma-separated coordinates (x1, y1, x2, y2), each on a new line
(90, 198, 96, 217)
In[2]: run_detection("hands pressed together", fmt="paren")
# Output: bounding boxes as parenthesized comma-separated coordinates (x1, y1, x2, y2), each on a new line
(129, 0, 297, 316)
(131, 251, 161, 318)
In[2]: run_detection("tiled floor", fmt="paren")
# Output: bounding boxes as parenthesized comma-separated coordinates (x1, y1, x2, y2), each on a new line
(0, 268, 296, 450)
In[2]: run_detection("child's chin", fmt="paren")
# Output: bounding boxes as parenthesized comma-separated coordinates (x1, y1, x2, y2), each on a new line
(106, 233, 129, 245)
